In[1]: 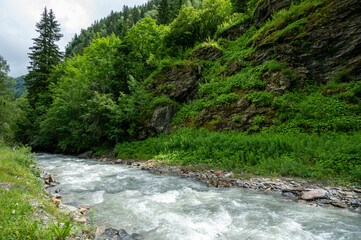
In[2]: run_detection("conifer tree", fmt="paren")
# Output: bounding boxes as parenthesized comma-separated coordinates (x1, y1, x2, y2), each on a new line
(157, 0, 170, 24)
(25, 7, 63, 107)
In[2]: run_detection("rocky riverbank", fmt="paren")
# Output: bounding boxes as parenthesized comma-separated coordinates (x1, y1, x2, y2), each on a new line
(31, 165, 92, 224)
(96, 157, 361, 214)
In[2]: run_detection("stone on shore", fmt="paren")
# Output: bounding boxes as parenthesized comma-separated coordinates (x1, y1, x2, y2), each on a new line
(301, 189, 327, 200)
(77, 150, 93, 158)
(51, 196, 61, 206)
(332, 200, 348, 208)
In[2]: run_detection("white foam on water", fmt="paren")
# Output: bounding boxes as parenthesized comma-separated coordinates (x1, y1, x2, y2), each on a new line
(92, 190, 105, 204)
(150, 190, 179, 203)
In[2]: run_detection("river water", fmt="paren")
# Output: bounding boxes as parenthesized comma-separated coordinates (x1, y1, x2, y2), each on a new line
(36, 153, 361, 240)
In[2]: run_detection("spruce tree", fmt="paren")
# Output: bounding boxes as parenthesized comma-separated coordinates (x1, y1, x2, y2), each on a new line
(157, 0, 170, 24)
(25, 7, 63, 107)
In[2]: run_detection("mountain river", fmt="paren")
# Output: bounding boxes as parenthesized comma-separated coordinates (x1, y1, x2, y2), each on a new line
(37, 153, 361, 240)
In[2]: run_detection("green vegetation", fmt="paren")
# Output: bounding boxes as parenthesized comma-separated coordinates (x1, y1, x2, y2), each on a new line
(0, 142, 93, 239)
(11, 76, 26, 99)
(0, 55, 16, 141)
(6, 0, 361, 186)
(114, 128, 361, 186)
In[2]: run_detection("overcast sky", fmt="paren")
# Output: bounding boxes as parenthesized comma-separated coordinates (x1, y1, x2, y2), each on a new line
(0, 0, 149, 77)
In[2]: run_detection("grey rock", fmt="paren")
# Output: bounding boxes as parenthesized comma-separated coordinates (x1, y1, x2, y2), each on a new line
(149, 105, 176, 133)
(301, 189, 327, 200)
(77, 150, 93, 159)
(132, 233, 144, 240)
(332, 200, 348, 208)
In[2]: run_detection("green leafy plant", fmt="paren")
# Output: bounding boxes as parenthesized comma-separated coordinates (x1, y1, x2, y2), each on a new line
(51, 222, 73, 240)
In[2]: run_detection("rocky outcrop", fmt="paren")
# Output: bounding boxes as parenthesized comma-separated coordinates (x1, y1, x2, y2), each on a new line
(218, 19, 252, 41)
(188, 45, 223, 62)
(253, 0, 295, 27)
(148, 105, 176, 133)
(196, 95, 277, 131)
(252, 0, 361, 83)
(150, 64, 203, 103)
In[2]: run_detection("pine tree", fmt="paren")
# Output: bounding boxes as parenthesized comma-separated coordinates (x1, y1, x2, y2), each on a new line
(157, 0, 170, 24)
(25, 7, 63, 107)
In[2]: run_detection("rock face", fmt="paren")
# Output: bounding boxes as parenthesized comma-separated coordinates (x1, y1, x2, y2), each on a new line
(188, 45, 223, 61)
(217, 20, 251, 41)
(145, 64, 204, 134)
(150, 64, 203, 103)
(301, 189, 327, 200)
(253, 0, 295, 27)
(252, 0, 361, 83)
(148, 105, 176, 133)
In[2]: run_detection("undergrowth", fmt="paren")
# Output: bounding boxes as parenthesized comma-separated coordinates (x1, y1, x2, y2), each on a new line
(0, 142, 94, 239)
(114, 128, 361, 186)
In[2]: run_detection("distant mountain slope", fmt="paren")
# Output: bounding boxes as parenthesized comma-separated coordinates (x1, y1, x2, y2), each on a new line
(11, 75, 26, 99)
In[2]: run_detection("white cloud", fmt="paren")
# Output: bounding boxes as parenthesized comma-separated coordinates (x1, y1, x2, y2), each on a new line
(0, 0, 149, 77)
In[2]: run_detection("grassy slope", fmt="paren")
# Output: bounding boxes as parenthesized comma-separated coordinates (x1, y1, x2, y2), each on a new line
(0, 143, 93, 239)
(114, 128, 361, 186)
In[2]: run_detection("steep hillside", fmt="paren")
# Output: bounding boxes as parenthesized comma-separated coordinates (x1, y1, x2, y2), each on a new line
(145, 0, 361, 135)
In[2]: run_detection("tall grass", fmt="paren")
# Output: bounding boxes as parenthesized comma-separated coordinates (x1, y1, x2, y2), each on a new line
(0, 142, 93, 239)
(114, 128, 361, 186)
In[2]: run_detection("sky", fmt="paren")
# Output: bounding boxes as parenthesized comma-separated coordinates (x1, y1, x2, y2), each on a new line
(0, 0, 148, 78)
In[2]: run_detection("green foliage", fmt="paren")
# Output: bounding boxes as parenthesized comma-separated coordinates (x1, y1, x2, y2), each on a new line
(200, 0, 233, 39)
(0, 55, 16, 141)
(246, 91, 275, 105)
(0, 143, 91, 239)
(11, 76, 27, 99)
(125, 17, 163, 67)
(114, 128, 361, 185)
(253, 0, 323, 45)
(231, 0, 248, 13)
(157, 0, 170, 24)
(51, 222, 73, 240)
(163, 6, 202, 51)
(269, 91, 361, 133)
(37, 34, 147, 152)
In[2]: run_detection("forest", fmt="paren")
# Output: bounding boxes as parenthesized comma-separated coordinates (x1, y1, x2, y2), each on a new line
(1, 0, 360, 186)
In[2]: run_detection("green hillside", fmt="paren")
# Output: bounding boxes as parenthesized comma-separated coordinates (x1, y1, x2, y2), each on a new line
(9, 0, 361, 185)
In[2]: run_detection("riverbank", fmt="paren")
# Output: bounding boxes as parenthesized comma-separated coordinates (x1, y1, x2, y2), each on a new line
(0, 143, 94, 239)
(95, 156, 361, 214)
(113, 129, 361, 187)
